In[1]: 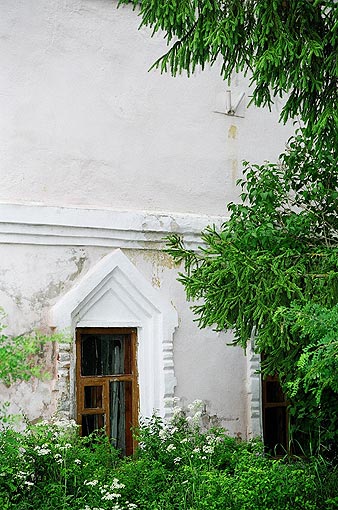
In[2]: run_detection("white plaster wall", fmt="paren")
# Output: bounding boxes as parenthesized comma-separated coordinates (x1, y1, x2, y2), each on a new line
(0, 0, 291, 437)
(0, 245, 247, 436)
(0, 244, 91, 422)
(128, 250, 247, 436)
(0, 0, 292, 216)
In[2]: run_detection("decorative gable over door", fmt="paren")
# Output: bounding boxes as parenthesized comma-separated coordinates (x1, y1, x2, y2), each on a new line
(50, 249, 178, 420)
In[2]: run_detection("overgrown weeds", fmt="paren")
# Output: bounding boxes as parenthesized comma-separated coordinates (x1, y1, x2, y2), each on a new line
(0, 401, 337, 509)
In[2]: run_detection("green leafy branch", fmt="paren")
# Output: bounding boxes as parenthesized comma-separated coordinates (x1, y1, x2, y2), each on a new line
(119, 0, 337, 153)
(165, 145, 338, 449)
(0, 312, 68, 387)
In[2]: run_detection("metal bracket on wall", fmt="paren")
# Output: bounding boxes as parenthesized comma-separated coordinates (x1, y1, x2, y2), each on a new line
(213, 90, 245, 118)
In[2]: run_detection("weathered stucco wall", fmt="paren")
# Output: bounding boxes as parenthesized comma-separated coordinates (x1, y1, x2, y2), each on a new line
(0, 0, 292, 215)
(0, 0, 291, 437)
(0, 243, 247, 436)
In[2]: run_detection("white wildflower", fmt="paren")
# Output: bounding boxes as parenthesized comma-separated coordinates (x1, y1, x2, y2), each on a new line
(193, 411, 202, 420)
(84, 479, 99, 486)
(52, 418, 77, 429)
(35, 420, 49, 427)
(74, 459, 81, 465)
(188, 399, 204, 412)
(166, 443, 176, 452)
(58, 443, 72, 451)
(159, 429, 167, 440)
(173, 406, 183, 417)
(101, 493, 118, 501)
(202, 445, 214, 454)
(111, 478, 125, 489)
(17, 471, 29, 480)
(174, 457, 181, 464)
(34, 446, 51, 455)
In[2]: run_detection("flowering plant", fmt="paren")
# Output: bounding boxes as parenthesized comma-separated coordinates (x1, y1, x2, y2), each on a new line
(0, 399, 336, 509)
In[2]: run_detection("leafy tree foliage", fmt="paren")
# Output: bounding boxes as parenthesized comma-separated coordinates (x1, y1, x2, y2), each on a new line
(166, 153, 338, 449)
(120, 0, 338, 450)
(121, 0, 337, 152)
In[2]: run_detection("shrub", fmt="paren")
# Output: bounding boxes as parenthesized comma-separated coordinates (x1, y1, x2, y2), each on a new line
(116, 400, 338, 510)
(0, 400, 337, 509)
(0, 419, 128, 510)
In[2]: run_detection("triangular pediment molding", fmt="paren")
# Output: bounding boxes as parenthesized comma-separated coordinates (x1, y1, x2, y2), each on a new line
(50, 249, 178, 419)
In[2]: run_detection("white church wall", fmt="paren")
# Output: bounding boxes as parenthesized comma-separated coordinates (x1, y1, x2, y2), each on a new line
(0, 236, 248, 437)
(0, 0, 292, 216)
(0, 0, 294, 438)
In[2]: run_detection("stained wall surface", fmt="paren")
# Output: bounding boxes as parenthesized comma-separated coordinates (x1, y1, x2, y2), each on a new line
(0, 0, 292, 436)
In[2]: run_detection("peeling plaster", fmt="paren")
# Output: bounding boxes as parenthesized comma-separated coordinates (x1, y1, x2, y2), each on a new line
(128, 250, 177, 290)
(0, 283, 30, 311)
(148, 251, 177, 270)
(30, 250, 88, 310)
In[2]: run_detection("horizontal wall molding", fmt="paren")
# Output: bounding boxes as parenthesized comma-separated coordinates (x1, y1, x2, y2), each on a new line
(0, 203, 226, 250)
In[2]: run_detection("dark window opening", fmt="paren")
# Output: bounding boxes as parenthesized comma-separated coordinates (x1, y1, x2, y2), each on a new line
(76, 328, 138, 456)
(262, 374, 289, 456)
